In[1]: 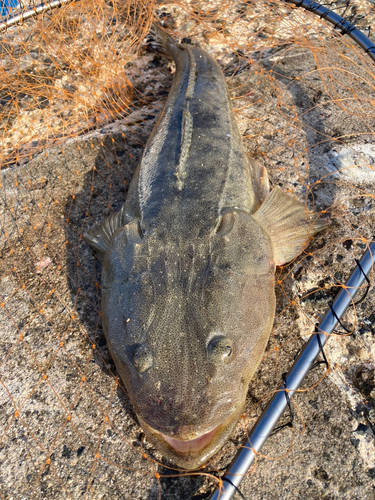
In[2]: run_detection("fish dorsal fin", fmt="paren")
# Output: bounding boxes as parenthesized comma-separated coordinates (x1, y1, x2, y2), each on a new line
(84, 205, 141, 263)
(253, 187, 328, 266)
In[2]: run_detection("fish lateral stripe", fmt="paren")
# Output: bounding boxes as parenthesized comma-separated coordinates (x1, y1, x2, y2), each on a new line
(176, 45, 196, 191)
(184, 45, 197, 99)
(175, 102, 193, 191)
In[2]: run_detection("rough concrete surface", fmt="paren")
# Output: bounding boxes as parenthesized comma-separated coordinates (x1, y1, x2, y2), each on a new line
(1, 1, 375, 499)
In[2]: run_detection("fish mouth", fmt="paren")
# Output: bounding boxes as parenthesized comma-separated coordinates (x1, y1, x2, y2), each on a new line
(137, 407, 244, 469)
(153, 421, 223, 454)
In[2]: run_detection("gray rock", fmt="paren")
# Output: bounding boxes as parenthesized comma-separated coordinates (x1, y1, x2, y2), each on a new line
(331, 145, 375, 182)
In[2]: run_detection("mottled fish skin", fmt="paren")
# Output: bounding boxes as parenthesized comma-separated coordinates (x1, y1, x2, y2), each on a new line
(84, 24, 327, 469)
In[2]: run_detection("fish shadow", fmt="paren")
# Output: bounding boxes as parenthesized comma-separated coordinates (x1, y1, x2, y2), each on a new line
(260, 45, 338, 212)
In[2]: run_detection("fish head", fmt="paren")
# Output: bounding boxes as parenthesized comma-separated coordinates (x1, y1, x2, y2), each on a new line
(100, 210, 276, 469)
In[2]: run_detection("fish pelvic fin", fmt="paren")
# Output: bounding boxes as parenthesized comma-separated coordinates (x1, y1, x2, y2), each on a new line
(253, 186, 329, 266)
(145, 23, 181, 60)
(84, 205, 127, 263)
(248, 159, 270, 212)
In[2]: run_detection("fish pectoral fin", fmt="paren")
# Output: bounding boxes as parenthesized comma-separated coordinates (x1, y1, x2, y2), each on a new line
(249, 159, 270, 212)
(84, 204, 127, 263)
(253, 186, 329, 266)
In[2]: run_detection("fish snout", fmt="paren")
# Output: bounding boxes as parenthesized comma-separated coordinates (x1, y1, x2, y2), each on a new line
(160, 423, 209, 441)
(136, 388, 241, 443)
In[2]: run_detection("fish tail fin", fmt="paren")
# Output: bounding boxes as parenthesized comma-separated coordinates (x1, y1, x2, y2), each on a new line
(253, 186, 329, 265)
(145, 23, 181, 60)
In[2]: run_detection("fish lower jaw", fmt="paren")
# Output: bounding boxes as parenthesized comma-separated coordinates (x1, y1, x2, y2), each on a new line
(138, 409, 243, 469)
(158, 423, 222, 454)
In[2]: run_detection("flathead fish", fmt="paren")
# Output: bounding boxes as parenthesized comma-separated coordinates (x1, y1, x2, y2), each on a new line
(84, 24, 327, 469)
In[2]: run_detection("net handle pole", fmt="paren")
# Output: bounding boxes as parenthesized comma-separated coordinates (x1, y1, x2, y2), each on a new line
(284, 0, 375, 64)
(209, 241, 375, 500)
(0, 0, 73, 32)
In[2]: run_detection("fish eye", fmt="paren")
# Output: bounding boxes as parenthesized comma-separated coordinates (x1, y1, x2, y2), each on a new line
(224, 344, 232, 357)
(207, 336, 234, 365)
(132, 345, 153, 373)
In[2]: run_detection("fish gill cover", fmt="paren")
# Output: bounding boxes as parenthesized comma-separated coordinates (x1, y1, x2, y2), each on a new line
(0, 0, 374, 498)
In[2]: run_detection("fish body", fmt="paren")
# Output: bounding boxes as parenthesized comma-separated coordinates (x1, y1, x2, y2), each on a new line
(84, 25, 326, 469)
